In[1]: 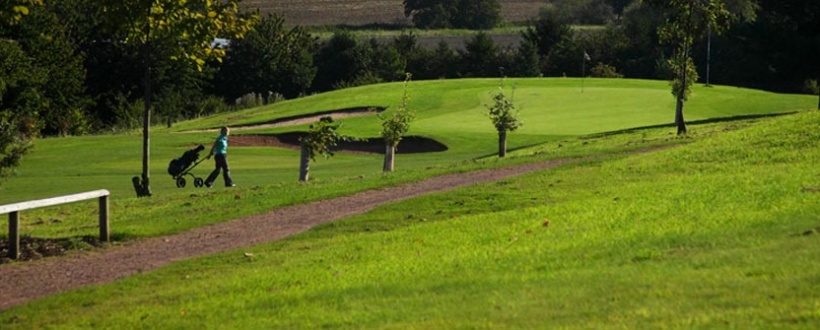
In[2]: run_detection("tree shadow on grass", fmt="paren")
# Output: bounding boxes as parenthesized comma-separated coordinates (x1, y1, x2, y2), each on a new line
(232, 133, 448, 154)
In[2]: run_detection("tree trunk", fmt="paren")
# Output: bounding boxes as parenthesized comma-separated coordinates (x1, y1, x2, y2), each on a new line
(299, 145, 310, 182)
(675, 95, 687, 135)
(383, 144, 395, 172)
(676, 47, 688, 136)
(498, 130, 507, 158)
(138, 43, 153, 197)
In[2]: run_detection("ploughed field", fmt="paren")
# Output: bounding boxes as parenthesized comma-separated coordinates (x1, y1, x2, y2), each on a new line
(241, 0, 547, 27)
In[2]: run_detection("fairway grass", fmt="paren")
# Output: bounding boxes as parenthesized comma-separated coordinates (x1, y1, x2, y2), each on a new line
(2, 109, 820, 328)
(2, 78, 813, 205)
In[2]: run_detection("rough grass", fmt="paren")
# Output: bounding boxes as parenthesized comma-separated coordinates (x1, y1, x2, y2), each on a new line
(0, 79, 813, 242)
(3, 111, 820, 329)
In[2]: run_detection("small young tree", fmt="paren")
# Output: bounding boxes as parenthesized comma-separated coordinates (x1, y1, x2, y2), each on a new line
(380, 73, 415, 172)
(299, 116, 343, 182)
(486, 78, 522, 158)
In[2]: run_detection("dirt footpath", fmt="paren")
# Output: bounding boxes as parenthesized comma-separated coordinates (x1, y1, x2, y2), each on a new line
(0, 156, 589, 311)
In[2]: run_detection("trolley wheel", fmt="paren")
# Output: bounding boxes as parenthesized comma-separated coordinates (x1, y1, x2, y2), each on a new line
(194, 178, 204, 188)
(176, 177, 187, 188)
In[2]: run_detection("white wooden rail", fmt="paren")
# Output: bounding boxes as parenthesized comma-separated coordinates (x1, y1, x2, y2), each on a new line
(1, 189, 110, 259)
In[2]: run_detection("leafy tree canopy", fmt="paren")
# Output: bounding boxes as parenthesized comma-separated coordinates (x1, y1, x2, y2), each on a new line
(404, 0, 500, 29)
(100, 0, 256, 71)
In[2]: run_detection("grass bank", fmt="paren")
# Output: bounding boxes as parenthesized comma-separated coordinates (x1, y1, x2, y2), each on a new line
(3, 111, 820, 328)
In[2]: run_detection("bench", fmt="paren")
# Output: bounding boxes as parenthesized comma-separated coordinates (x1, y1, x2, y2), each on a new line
(0, 189, 110, 259)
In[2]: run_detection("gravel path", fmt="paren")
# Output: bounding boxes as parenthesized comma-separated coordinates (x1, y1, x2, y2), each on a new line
(0, 153, 626, 310)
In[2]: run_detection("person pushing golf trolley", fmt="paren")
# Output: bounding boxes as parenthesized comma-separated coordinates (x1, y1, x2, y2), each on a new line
(204, 126, 236, 188)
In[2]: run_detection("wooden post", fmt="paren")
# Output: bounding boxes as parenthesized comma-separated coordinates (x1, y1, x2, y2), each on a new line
(8, 211, 19, 259)
(1, 189, 111, 259)
(99, 195, 110, 242)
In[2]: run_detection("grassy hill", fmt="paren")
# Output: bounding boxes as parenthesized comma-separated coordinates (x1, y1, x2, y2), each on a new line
(3, 102, 820, 328)
(1, 78, 812, 205)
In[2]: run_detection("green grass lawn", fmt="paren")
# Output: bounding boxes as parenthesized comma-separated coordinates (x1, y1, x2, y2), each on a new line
(0, 78, 814, 239)
(3, 107, 819, 328)
(8, 78, 816, 203)
(0, 78, 818, 327)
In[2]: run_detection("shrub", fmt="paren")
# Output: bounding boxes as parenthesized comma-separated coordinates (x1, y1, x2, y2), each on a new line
(803, 79, 819, 95)
(590, 62, 624, 78)
(234, 93, 264, 110)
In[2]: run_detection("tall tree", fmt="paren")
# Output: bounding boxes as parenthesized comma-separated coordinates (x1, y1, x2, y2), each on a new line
(215, 13, 316, 102)
(0, 39, 44, 185)
(459, 31, 501, 78)
(404, 0, 500, 29)
(643, 0, 731, 135)
(0, 0, 42, 186)
(311, 31, 367, 92)
(452, 0, 501, 29)
(99, 0, 256, 197)
(1, 0, 42, 25)
(7, 2, 91, 136)
(521, 10, 573, 75)
(756, 0, 818, 108)
(404, 0, 454, 29)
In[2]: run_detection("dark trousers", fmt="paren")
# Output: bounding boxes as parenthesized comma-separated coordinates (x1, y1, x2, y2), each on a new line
(206, 153, 233, 186)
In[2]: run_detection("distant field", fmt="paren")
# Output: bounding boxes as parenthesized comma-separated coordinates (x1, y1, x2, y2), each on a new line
(241, 0, 548, 27)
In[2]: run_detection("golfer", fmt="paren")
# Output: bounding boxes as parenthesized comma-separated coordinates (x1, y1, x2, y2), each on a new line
(205, 126, 236, 188)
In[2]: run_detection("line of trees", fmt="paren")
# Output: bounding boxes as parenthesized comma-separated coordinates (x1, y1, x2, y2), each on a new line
(2, 0, 818, 187)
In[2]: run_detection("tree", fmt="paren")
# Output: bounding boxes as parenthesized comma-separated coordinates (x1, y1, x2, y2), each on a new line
(426, 40, 458, 79)
(311, 31, 366, 92)
(99, 0, 256, 197)
(393, 31, 433, 79)
(380, 73, 415, 172)
(298, 117, 344, 182)
(1, 0, 42, 25)
(485, 78, 522, 158)
(543, 0, 615, 25)
(614, 2, 665, 79)
(459, 32, 501, 78)
(644, 0, 731, 135)
(452, 0, 501, 30)
(606, 0, 638, 19)
(404, 0, 500, 29)
(509, 39, 541, 77)
(521, 10, 573, 75)
(365, 39, 405, 84)
(6, 2, 91, 136)
(755, 0, 818, 108)
(0, 0, 43, 186)
(0, 39, 44, 185)
(215, 14, 316, 102)
(404, 0, 454, 29)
